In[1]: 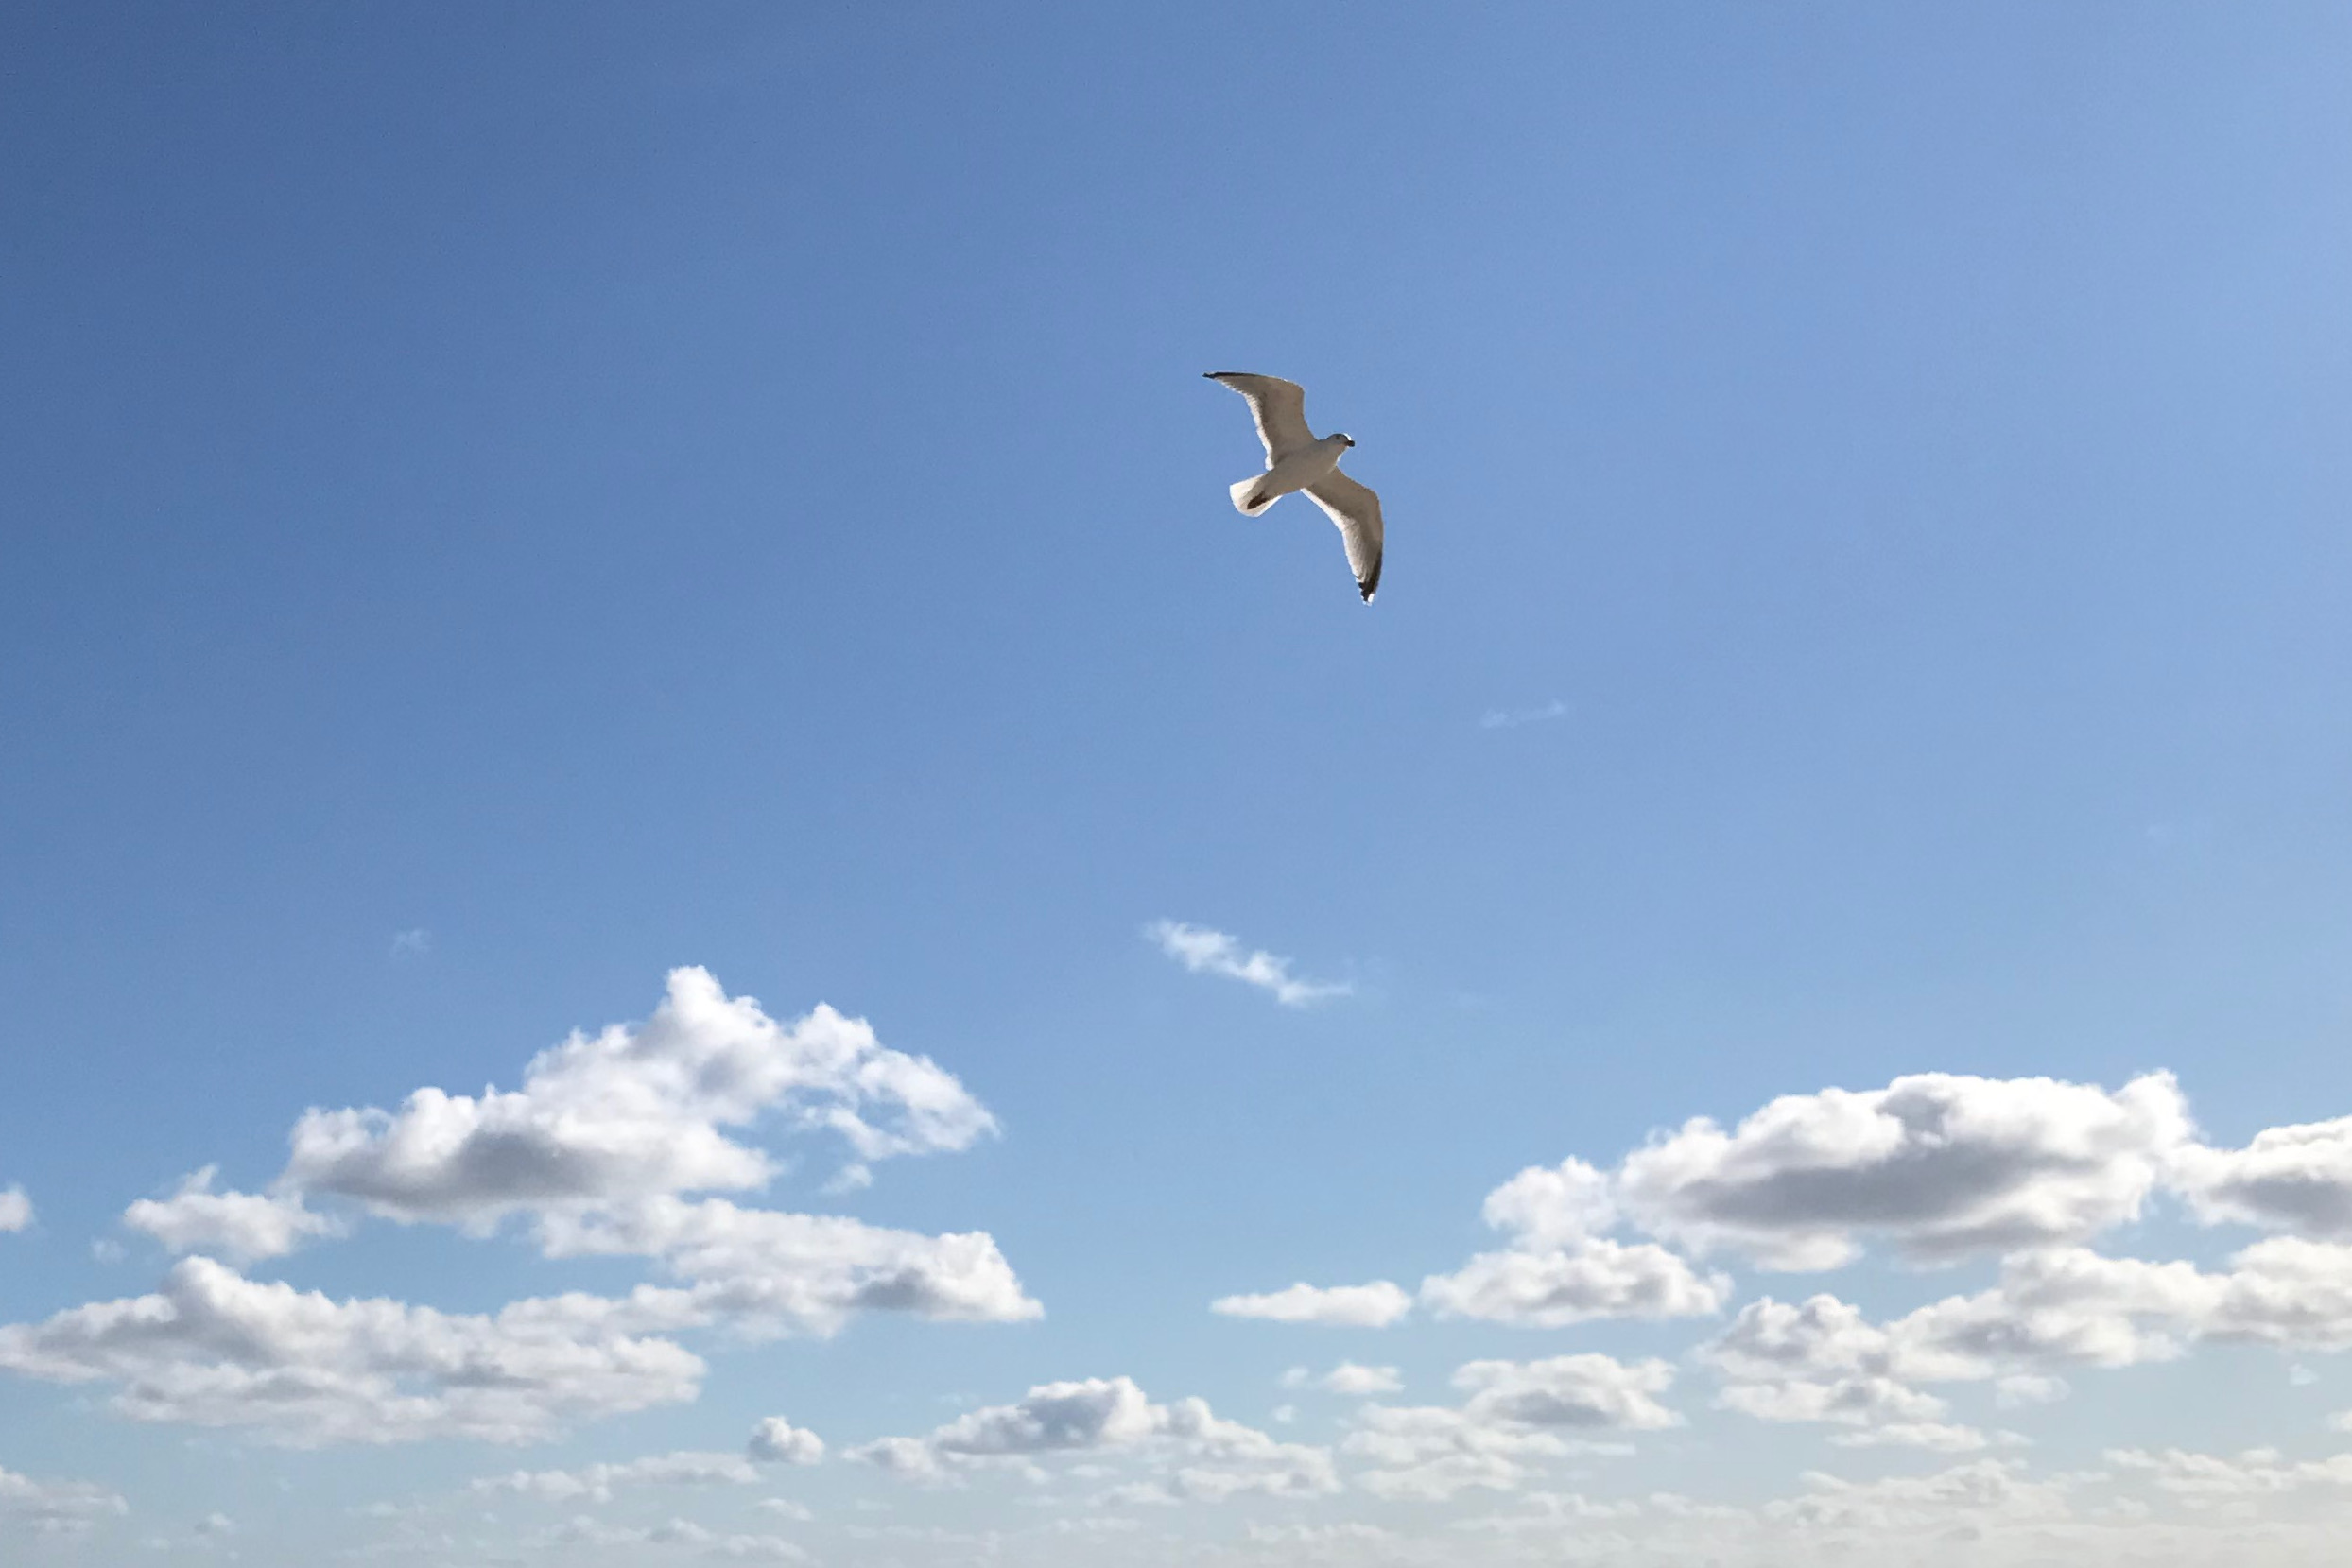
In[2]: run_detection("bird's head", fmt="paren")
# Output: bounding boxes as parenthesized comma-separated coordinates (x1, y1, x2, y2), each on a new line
(1336, 433, 1357, 448)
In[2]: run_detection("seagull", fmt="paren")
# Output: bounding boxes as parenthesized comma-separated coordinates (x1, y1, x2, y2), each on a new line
(1203, 372, 1384, 603)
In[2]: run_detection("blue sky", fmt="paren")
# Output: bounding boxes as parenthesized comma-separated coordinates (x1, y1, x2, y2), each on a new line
(7, 3, 2352, 1562)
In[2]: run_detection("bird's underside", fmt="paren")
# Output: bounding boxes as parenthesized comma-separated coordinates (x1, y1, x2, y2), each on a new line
(1204, 371, 1385, 603)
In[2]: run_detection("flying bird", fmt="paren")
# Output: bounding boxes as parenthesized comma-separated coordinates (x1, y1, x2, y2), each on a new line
(1203, 372, 1384, 603)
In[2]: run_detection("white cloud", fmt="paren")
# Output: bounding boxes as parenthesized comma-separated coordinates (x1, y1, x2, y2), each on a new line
(2107, 1446, 2352, 1505)
(850, 1376, 1338, 1501)
(844, 1436, 943, 1479)
(473, 1450, 757, 1503)
(1415, 1154, 1729, 1328)
(0, 1464, 127, 1535)
(1145, 922, 1350, 1008)
(6, 974, 1038, 1450)
(748, 1416, 826, 1465)
(281, 967, 996, 1225)
(924, 1377, 1165, 1457)
(1477, 1157, 1617, 1247)
(1319, 1362, 1401, 1395)
(1210, 1281, 1411, 1327)
(1617, 1071, 2192, 1269)
(1762, 1458, 2076, 1536)
(2173, 1117, 2352, 1239)
(0, 1186, 30, 1233)
(1703, 1236, 2352, 1445)
(1455, 1489, 1645, 1530)
(1336, 1363, 1665, 1504)
(1420, 1237, 1730, 1327)
(1703, 1292, 1946, 1428)
(1354, 1448, 1529, 1501)
(532, 1515, 809, 1561)
(122, 1166, 342, 1262)
(389, 928, 430, 959)
(1718, 1373, 1948, 1427)
(1826, 1422, 2018, 1453)
(1341, 1354, 1669, 1501)
(1452, 1354, 1682, 1432)
(1994, 1373, 2069, 1407)
(0, 1255, 703, 1446)
(534, 1196, 1039, 1338)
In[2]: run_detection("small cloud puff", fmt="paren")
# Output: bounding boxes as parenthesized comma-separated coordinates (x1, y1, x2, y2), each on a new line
(749, 1416, 826, 1466)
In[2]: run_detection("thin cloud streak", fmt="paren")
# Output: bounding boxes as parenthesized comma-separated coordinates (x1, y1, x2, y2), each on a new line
(1146, 921, 1351, 1008)
(1479, 699, 1567, 731)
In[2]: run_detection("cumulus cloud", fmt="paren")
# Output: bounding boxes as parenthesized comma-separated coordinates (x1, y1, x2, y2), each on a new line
(1477, 1158, 1617, 1246)
(1421, 1238, 1730, 1327)
(0, 1464, 127, 1535)
(1703, 1292, 1949, 1428)
(1210, 1281, 1411, 1327)
(473, 1450, 757, 1503)
(1452, 1354, 1682, 1433)
(1617, 1071, 2192, 1269)
(2172, 1117, 2352, 1239)
(1890, 1239, 2352, 1368)
(0, 1186, 29, 1233)
(1317, 1363, 1401, 1395)
(1146, 922, 1350, 1008)
(0, 1256, 703, 1446)
(1340, 1354, 1670, 1501)
(281, 967, 996, 1225)
(1415, 1155, 1729, 1328)
(748, 1416, 825, 1465)
(850, 1376, 1338, 1501)
(122, 1166, 342, 1262)
(1703, 1236, 2352, 1444)
(534, 1197, 1039, 1337)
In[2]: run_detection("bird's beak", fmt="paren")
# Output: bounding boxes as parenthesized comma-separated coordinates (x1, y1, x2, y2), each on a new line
(1344, 437, 1357, 448)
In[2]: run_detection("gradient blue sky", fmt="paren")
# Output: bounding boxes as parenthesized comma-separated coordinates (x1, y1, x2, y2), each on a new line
(7, 5, 2352, 1563)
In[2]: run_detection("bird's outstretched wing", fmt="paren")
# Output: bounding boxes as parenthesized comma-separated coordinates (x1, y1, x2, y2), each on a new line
(1204, 372, 1315, 462)
(1305, 470, 1384, 603)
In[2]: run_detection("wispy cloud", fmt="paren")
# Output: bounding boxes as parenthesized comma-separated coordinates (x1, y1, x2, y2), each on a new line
(389, 928, 431, 959)
(1479, 698, 1567, 731)
(0, 1186, 29, 1233)
(1146, 922, 1350, 1008)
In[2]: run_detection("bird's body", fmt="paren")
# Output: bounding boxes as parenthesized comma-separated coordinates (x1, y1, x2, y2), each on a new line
(1230, 432, 1350, 516)
(1203, 372, 1384, 602)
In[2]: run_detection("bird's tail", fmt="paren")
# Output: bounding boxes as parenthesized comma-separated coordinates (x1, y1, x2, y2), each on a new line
(1229, 475, 1279, 516)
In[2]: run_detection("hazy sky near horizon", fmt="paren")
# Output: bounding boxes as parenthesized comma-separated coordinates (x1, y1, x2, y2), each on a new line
(8, 4, 2352, 1563)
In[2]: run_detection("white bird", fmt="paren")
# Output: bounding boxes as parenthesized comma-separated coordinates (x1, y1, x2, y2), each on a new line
(1203, 372, 1384, 603)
